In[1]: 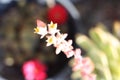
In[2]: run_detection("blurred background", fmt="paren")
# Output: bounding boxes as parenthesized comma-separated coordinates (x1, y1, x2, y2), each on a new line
(0, 0, 120, 80)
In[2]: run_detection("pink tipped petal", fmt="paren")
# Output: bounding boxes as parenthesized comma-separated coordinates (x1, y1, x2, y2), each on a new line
(37, 19, 46, 27)
(87, 74, 96, 80)
(81, 57, 95, 74)
(74, 48, 81, 58)
(73, 58, 83, 71)
(64, 50, 74, 58)
(73, 48, 83, 71)
(35, 19, 48, 38)
(61, 40, 73, 52)
(81, 73, 96, 80)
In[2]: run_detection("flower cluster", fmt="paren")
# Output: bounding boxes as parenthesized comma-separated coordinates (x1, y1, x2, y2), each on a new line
(34, 19, 96, 80)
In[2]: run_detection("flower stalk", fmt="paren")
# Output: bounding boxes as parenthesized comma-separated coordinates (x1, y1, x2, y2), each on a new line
(34, 19, 96, 80)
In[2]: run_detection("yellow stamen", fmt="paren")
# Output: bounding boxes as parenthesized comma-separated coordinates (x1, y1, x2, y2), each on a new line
(48, 37, 53, 43)
(50, 24, 55, 28)
(34, 27, 40, 33)
(49, 21, 57, 29)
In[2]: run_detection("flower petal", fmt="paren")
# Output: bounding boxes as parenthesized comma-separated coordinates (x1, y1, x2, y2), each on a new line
(37, 19, 46, 27)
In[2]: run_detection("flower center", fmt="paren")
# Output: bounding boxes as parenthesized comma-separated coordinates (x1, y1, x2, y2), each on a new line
(34, 27, 40, 33)
(48, 37, 53, 43)
(50, 24, 55, 28)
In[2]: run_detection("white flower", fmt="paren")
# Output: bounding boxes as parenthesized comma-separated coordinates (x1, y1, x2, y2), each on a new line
(48, 21, 59, 35)
(46, 35, 56, 46)
(34, 19, 47, 38)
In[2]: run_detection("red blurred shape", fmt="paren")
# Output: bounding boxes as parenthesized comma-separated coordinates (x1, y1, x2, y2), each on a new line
(47, 4, 68, 25)
(22, 59, 47, 80)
